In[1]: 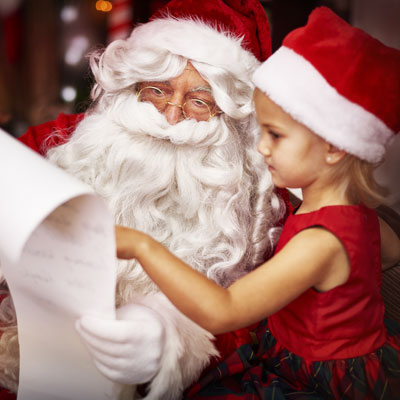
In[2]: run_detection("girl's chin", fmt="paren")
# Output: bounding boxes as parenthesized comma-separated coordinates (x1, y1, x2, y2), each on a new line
(270, 177, 285, 188)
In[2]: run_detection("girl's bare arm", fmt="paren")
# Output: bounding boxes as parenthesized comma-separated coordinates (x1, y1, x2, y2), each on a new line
(115, 225, 348, 334)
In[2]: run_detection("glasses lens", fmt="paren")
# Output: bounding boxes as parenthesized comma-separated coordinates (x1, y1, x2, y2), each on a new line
(137, 86, 168, 111)
(183, 98, 212, 121)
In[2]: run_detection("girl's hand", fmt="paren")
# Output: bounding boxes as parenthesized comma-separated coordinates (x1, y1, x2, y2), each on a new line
(115, 225, 149, 260)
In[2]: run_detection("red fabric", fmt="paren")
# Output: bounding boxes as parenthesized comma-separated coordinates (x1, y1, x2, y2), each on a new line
(150, 0, 271, 61)
(283, 6, 400, 133)
(186, 318, 400, 399)
(18, 113, 84, 154)
(269, 204, 387, 361)
(205, 323, 258, 373)
(0, 388, 16, 400)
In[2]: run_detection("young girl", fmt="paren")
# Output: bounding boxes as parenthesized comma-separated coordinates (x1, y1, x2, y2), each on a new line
(82, 7, 400, 399)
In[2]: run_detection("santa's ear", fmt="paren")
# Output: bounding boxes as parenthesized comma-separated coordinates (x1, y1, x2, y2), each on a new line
(325, 143, 346, 165)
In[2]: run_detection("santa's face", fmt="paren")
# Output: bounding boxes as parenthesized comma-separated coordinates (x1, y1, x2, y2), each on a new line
(136, 62, 222, 125)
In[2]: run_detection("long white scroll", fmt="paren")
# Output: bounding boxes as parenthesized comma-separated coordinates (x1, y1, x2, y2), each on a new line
(0, 129, 124, 400)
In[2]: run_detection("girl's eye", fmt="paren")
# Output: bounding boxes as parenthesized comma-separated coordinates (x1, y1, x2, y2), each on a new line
(268, 130, 280, 139)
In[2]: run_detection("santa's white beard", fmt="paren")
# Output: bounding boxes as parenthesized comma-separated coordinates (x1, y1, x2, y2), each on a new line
(46, 92, 278, 306)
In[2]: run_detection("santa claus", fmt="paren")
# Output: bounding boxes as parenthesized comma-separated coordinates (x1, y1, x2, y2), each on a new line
(0, 0, 289, 399)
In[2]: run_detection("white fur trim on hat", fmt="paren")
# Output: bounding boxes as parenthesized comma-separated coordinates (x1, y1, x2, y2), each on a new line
(130, 17, 260, 81)
(252, 46, 394, 163)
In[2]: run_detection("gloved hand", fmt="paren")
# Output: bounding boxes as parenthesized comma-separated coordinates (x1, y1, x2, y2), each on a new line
(75, 302, 165, 385)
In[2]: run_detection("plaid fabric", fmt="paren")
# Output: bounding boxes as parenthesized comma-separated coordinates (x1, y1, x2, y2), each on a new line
(185, 319, 400, 400)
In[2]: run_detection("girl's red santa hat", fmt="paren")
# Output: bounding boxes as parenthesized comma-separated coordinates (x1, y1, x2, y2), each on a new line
(128, 0, 271, 79)
(253, 6, 400, 163)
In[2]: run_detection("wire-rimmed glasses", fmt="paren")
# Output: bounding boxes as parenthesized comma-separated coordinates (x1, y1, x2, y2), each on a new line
(136, 85, 222, 121)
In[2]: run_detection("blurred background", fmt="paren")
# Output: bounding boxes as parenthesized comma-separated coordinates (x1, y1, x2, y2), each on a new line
(0, 0, 399, 211)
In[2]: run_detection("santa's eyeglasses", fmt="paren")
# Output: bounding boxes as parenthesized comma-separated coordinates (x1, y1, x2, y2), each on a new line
(136, 85, 222, 121)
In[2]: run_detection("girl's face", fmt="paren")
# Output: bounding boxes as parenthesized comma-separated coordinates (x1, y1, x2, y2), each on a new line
(254, 88, 328, 190)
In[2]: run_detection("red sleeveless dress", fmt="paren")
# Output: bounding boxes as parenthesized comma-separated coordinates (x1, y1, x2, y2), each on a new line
(187, 204, 400, 399)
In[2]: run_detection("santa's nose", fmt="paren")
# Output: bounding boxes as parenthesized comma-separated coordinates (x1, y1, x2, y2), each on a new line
(164, 102, 185, 125)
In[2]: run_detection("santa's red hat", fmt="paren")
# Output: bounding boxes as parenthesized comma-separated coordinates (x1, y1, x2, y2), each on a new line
(253, 6, 400, 163)
(128, 0, 271, 80)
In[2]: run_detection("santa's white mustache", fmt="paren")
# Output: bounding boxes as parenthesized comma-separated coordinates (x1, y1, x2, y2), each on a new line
(102, 92, 228, 147)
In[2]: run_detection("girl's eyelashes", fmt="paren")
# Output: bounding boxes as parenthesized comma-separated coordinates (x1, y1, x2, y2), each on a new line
(268, 130, 280, 139)
(259, 124, 281, 139)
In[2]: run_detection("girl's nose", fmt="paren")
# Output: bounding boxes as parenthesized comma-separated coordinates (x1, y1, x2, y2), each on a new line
(257, 135, 271, 156)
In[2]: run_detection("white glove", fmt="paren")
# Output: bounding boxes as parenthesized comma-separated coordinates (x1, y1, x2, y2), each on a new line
(75, 303, 165, 385)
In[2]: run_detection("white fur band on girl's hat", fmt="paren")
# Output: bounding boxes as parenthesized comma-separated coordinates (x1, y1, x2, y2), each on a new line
(252, 6, 400, 163)
(128, 0, 271, 80)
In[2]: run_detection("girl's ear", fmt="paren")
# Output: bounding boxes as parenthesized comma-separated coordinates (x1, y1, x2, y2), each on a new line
(325, 143, 346, 164)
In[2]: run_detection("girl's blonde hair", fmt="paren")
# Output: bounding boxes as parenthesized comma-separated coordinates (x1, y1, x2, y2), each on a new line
(329, 154, 388, 208)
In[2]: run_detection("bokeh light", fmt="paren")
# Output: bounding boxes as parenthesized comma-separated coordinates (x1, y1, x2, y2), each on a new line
(64, 36, 89, 66)
(96, 0, 113, 12)
(60, 5, 78, 23)
(61, 86, 77, 103)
